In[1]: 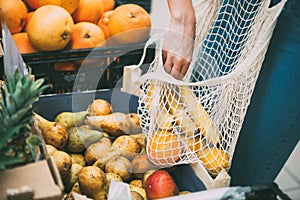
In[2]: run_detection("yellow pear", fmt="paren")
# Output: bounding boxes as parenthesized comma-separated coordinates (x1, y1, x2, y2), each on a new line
(34, 113, 68, 149)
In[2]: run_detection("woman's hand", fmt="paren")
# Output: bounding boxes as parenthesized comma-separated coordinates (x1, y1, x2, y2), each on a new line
(163, 0, 196, 80)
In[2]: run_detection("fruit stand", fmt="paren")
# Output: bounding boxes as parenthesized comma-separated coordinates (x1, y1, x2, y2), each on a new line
(0, 0, 292, 199)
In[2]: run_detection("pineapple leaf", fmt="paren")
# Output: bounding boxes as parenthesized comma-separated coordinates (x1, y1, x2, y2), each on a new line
(18, 113, 35, 125)
(0, 67, 50, 169)
(30, 78, 45, 91)
(12, 80, 26, 108)
(5, 73, 17, 94)
(19, 76, 33, 98)
(26, 135, 42, 147)
(10, 106, 33, 123)
(0, 125, 23, 148)
(26, 135, 42, 161)
(4, 93, 17, 116)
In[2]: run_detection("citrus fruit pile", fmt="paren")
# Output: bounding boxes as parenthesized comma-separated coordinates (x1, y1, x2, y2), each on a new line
(0, 0, 152, 55)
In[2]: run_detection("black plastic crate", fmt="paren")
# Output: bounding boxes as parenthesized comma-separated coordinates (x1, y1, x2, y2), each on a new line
(0, 42, 155, 94)
(33, 90, 139, 120)
(114, 0, 152, 13)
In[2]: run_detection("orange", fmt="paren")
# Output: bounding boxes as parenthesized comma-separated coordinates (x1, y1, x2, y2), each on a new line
(0, 0, 28, 34)
(69, 22, 106, 66)
(12, 32, 38, 54)
(72, 0, 103, 24)
(38, 0, 80, 14)
(147, 130, 182, 166)
(108, 4, 151, 44)
(24, 0, 41, 10)
(54, 61, 77, 71)
(69, 22, 105, 49)
(25, 11, 34, 32)
(27, 5, 74, 51)
(97, 10, 113, 39)
(100, 0, 114, 12)
(24, 0, 40, 10)
(197, 147, 230, 176)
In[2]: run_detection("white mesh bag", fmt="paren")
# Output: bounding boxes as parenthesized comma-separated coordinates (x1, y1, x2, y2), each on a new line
(132, 0, 287, 189)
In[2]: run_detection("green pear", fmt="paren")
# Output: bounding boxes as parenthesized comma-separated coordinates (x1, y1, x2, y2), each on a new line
(55, 111, 89, 129)
(64, 181, 82, 200)
(63, 163, 83, 192)
(65, 127, 104, 153)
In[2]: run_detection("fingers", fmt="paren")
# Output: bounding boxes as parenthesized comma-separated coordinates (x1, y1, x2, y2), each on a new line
(162, 50, 190, 80)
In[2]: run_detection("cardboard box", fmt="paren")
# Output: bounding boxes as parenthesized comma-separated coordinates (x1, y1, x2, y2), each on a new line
(0, 156, 64, 200)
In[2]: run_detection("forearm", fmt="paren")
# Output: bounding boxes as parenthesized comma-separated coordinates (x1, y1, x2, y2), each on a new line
(167, 0, 196, 37)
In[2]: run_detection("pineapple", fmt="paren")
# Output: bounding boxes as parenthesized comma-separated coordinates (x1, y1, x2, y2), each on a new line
(0, 69, 49, 170)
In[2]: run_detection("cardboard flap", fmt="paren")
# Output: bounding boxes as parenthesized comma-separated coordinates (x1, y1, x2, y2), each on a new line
(0, 160, 62, 200)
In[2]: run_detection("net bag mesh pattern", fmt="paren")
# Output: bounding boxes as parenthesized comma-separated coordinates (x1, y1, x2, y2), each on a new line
(137, 0, 286, 177)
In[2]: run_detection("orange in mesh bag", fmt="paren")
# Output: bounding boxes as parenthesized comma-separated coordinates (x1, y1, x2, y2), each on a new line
(147, 129, 183, 166)
(126, 0, 287, 189)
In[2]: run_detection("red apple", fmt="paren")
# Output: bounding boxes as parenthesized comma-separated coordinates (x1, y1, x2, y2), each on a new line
(144, 169, 179, 199)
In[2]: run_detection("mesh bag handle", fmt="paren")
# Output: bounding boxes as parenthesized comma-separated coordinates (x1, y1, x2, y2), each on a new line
(135, 0, 287, 188)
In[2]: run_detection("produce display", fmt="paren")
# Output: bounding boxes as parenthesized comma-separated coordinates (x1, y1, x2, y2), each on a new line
(1, 1, 228, 198)
(33, 97, 192, 200)
(0, 0, 152, 55)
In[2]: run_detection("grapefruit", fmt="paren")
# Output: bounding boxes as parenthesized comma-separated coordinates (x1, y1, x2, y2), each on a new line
(38, 0, 80, 14)
(27, 5, 74, 51)
(69, 21, 106, 66)
(69, 21, 106, 49)
(72, 0, 103, 24)
(0, 0, 28, 34)
(24, 0, 40, 10)
(97, 10, 113, 39)
(100, 0, 114, 12)
(108, 4, 151, 44)
(12, 32, 38, 54)
(25, 11, 34, 32)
